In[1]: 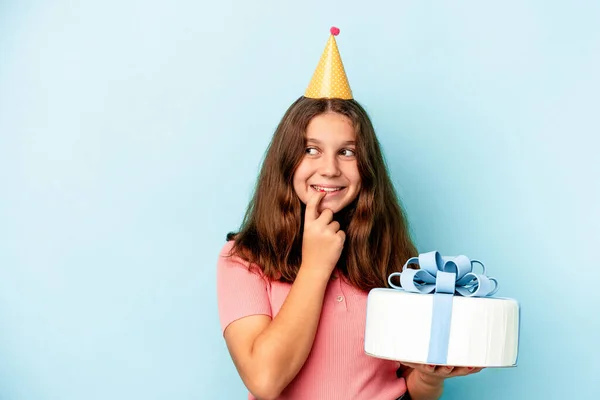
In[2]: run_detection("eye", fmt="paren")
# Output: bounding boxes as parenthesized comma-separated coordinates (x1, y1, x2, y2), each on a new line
(305, 147, 319, 155)
(340, 148, 356, 157)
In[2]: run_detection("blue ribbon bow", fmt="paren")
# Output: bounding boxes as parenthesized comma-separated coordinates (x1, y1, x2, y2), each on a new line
(388, 251, 499, 365)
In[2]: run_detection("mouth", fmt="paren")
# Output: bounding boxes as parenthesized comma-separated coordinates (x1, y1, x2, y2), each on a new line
(311, 185, 346, 194)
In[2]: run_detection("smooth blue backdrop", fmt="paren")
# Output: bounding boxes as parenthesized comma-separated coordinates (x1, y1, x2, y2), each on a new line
(1, 1, 598, 399)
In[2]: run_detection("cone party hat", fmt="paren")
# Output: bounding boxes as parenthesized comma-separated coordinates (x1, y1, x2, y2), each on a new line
(304, 27, 353, 100)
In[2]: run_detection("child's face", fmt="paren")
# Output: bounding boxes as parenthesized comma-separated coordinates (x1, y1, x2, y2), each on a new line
(293, 112, 361, 214)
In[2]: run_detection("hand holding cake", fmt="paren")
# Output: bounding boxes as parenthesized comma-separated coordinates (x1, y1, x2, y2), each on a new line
(403, 362, 484, 385)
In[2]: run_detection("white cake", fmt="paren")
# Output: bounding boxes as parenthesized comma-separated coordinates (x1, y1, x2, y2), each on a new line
(364, 288, 520, 367)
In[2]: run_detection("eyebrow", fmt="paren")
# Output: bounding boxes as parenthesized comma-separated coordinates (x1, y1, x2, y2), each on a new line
(306, 138, 356, 145)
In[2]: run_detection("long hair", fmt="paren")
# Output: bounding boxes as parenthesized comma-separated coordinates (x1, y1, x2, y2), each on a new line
(226, 96, 417, 292)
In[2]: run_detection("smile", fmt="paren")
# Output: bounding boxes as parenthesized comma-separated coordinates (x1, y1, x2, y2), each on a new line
(311, 185, 345, 193)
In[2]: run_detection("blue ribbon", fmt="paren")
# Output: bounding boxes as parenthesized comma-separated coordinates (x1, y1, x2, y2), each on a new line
(388, 251, 499, 364)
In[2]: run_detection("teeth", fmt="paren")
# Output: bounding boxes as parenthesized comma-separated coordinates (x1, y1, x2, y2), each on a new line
(312, 185, 342, 193)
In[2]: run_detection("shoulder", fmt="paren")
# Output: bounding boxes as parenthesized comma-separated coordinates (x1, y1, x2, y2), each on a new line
(218, 240, 236, 259)
(218, 240, 248, 266)
(217, 240, 267, 280)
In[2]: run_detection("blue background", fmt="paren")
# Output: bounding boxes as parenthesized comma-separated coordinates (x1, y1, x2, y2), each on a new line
(1, 1, 598, 399)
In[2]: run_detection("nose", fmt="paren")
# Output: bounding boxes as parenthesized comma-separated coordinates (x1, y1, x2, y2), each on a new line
(318, 153, 341, 177)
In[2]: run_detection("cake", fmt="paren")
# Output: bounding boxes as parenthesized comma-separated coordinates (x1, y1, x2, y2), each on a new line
(363, 251, 520, 367)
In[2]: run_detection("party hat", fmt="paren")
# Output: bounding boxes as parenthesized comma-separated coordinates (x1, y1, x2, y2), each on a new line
(304, 27, 353, 100)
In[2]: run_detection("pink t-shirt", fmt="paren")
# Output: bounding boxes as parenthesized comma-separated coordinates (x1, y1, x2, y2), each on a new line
(216, 241, 407, 399)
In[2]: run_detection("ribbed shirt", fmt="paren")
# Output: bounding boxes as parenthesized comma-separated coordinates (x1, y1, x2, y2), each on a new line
(216, 241, 407, 399)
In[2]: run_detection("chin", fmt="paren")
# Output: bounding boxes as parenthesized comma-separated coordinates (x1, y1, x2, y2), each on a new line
(319, 198, 351, 214)
(318, 204, 341, 214)
(298, 187, 358, 214)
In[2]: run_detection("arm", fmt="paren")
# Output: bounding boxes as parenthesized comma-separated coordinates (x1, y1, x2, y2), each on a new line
(224, 266, 330, 400)
(220, 191, 343, 400)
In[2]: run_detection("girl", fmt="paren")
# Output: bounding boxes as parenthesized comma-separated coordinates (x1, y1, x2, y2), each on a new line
(216, 28, 481, 400)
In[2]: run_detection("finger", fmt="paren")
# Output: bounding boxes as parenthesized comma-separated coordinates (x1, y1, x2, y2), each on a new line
(466, 367, 483, 375)
(400, 362, 429, 372)
(438, 366, 454, 376)
(336, 230, 346, 243)
(305, 191, 326, 222)
(328, 221, 341, 232)
(450, 367, 482, 377)
(317, 208, 334, 224)
(424, 364, 437, 374)
(400, 362, 419, 369)
(449, 367, 470, 376)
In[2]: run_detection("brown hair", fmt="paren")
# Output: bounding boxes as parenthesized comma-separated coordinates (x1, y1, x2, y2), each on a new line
(226, 96, 417, 292)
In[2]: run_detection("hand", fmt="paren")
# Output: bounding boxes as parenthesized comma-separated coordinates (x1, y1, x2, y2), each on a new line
(402, 362, 483, 387)
(301, 191, 346, 275)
